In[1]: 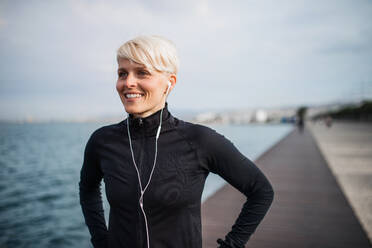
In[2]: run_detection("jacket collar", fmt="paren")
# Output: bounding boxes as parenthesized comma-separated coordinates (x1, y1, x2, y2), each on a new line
(125, 102, 175, 137)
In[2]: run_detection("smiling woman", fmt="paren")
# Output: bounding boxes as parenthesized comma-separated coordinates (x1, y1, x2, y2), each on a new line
(116, 35, 178, 118)
(116, 58, 175, 118)
(79, 35, 274, 248)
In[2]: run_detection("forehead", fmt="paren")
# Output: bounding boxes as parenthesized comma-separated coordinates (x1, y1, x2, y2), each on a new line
(118, 58, 147, 70)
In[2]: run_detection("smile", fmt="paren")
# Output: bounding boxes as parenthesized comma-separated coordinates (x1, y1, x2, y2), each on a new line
(124, 93, 144, 99)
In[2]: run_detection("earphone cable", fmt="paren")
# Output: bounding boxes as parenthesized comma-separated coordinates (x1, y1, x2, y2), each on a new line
(126, 106, 164, 248)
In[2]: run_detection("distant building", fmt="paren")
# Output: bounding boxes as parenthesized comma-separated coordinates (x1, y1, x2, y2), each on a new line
(193, 112, 218, 123)
(252, 109, 268, 123)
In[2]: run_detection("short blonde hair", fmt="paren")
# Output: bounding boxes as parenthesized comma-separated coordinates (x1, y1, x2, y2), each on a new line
(117, 35, 179, 74)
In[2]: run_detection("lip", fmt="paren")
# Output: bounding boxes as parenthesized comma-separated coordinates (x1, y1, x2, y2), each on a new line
(124, 91, 144, 95)
(123, 92, 144, 101)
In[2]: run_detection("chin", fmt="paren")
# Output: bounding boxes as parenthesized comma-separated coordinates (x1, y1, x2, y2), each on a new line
(124, 105, 144, 116)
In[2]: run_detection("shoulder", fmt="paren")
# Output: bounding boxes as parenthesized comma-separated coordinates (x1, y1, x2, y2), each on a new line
(88, 120, 125, 145)
(175, 119, 246, 173)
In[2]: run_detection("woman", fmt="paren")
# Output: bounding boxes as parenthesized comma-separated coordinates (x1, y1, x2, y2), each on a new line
(79, 35, 274, 248)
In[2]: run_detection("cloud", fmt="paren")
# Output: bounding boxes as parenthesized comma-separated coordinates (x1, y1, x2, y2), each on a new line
(0, 18, 6, 28)
(1, 0, 372, 120)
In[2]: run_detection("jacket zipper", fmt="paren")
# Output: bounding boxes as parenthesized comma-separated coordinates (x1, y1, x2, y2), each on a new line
(138, 117, 145, 248)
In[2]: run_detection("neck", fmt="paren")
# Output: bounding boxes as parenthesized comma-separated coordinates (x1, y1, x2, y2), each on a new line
(131, 101, 167, 119)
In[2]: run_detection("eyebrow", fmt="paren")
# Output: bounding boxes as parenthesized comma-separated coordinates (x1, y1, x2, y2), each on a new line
(117, 66, 152, 73)
(118, 65, 150, 71)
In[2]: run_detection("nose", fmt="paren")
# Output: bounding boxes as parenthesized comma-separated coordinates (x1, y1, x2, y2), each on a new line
(124, 73, 137, 88)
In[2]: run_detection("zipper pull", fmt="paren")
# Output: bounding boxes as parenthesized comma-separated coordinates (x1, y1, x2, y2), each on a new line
(139, 118, 143, 126)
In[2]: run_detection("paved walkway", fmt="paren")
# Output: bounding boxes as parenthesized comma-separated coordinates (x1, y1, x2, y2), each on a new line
(309, 121, 372, 243)
(202, 127, 371, 248)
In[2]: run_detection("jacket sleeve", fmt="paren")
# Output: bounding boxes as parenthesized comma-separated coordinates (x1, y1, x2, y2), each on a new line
(198, 127, 274, 248)
(79, 131, 108, 248)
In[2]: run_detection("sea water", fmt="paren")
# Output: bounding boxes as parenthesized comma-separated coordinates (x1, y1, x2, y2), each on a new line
(0, 121, 292, 247)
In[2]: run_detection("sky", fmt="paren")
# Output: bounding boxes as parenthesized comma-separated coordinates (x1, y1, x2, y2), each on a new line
(0, 0, 372, 121)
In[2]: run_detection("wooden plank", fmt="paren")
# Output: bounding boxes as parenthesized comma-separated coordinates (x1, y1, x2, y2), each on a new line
(202, 128, 372, 248)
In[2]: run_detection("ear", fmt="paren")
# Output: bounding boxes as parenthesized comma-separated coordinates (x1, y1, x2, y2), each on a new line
(166, 74, 177, 92)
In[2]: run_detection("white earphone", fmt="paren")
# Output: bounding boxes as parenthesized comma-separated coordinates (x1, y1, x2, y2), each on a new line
(166, 81, 171, 95)
(126, 80, 172, 248)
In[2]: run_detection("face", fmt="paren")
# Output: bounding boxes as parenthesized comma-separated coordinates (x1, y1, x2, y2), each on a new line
(116, 58, 175, 118)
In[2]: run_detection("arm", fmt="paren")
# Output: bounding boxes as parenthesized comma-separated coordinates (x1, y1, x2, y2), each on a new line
(199, 127, 274, 248)
(79, 132, 108, 248)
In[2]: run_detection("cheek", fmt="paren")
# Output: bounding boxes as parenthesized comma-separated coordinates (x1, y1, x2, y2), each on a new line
(147, 87, 164, 99)
(142, 83, 160, 96)
(140, 78, 166, 99)
(116, 80, 123, 92)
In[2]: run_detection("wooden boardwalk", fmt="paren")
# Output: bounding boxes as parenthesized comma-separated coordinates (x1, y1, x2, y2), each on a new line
(201, 128, 372, 248)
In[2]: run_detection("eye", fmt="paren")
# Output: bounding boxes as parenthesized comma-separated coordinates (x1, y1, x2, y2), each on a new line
(118, 71, 127, 78)
(137, 70, 150, 76)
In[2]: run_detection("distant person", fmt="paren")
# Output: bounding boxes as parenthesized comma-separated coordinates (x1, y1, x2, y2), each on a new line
(325, 116, 333, 128)
(297, 118, 304, 133)
(296, 106, 307, 133)
(79, 35, 274, 248)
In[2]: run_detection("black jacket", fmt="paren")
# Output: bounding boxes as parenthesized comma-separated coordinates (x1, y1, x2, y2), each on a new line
(79, 104, 274, 248)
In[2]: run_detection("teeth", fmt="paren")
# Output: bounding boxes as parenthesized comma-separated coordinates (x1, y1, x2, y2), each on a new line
(125, 93, 143, 99)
